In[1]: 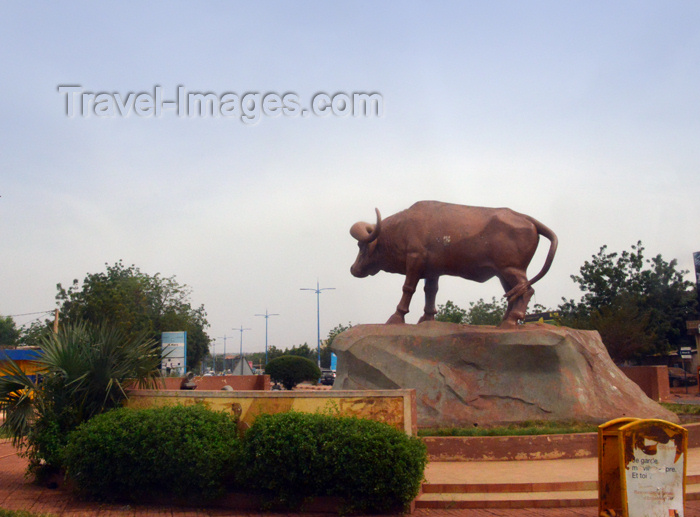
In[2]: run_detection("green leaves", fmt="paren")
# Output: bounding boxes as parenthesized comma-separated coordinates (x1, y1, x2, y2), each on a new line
(0, 358, 43, 446)
(435, 300, 468, 323)
(63, 405, 240, 503)
(0, 321, 165, 479)
(436, 298, 507, 325)
(560, 241, 697, 361)
(0, 315, 20, 347)
(238, 412, 427, 513)
(55, 260, 211, 370)
(35, 321, 162, 421)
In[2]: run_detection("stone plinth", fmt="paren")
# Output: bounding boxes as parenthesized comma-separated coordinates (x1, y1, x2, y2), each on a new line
(331, 322, 677, 428)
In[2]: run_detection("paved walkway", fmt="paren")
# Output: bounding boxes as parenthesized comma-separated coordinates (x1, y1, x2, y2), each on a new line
(4, 439, 700, 516)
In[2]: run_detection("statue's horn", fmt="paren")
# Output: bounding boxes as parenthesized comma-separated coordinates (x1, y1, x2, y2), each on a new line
(350, 208, 382, 243)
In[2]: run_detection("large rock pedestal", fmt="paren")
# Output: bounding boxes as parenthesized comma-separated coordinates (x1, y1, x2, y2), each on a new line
(331, 322, 677, 428)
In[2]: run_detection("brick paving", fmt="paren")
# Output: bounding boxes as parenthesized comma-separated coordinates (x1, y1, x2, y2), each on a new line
(4, 439, 700, 516)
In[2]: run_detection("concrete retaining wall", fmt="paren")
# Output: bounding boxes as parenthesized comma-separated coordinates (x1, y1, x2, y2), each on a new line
(159, 374, 270, 391)
(126, 388, 418, 436)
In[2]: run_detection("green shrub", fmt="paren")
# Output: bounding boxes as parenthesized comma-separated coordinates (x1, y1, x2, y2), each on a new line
(0, 321, 163, 481)
(63, 404, 240, 503)
(264, 356, 321, 390)
(238, 411, 427, 513)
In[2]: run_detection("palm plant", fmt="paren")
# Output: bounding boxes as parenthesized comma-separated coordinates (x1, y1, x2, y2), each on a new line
(0, 321, 164, 479)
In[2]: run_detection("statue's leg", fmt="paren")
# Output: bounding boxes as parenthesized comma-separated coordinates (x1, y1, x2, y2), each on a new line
(387, 270, 421, 324)
(418, 277, 439, 323)
(513, 285, 535, 323)
(498, 268, 531, 328)
(499, 278, 516, 325)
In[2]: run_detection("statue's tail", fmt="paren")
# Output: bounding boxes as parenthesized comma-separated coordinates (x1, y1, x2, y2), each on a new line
(505, 217, 558, 301)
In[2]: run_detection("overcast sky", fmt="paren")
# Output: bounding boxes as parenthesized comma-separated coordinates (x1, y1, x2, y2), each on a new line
(2, 2, 699, 359)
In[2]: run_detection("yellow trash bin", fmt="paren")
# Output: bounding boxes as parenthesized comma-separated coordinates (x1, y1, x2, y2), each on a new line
(599, 418, 687, 517)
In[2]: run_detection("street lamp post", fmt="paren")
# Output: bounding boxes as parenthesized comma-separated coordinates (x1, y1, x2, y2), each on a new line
(234, 325, 251, 375)
(255, 310, 279, 366)
(217, 334, 233, 375)
(301, 280, 335, 368)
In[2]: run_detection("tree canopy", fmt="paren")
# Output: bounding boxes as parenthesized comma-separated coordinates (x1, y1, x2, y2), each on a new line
(436, 298, 507, 325)
(0, 315, 20, 348)
(435, 301, 467, 323)
(54, 261, 211, 370)
(264, 355, 321, 390)
(559, 241, 697, 362)
(245, 323, 353, 370)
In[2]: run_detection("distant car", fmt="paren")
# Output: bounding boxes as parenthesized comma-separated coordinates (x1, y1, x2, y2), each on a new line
(668, 367, 698, 387)
(319, 370, 336, 386)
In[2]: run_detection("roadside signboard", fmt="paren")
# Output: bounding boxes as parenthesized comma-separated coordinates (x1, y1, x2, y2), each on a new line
(161, 331, 187, 374)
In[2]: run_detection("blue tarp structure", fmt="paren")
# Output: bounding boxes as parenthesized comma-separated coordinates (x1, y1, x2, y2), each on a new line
(0, 348, 42, 362)
(0, 348, 43, 381)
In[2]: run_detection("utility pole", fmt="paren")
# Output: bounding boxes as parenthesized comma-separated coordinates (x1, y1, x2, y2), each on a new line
(255, 310, 279, 367)
(233, 326, 251, 375)
(53, 309, 59, 334)
(301, 280, 335, 368)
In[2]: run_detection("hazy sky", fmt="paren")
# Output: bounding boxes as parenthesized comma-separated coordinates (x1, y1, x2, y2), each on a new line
(2, 2, 699, 358)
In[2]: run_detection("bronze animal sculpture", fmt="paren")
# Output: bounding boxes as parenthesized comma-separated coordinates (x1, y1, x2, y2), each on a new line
(349, 201, 558, 328)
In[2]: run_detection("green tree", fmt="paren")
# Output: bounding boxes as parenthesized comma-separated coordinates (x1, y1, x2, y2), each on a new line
(18, 320, 53, 348)
(54, 261, 211, 370)
(0, 321, 162, 480)
(465, 297, 508, 325)
(436, 298, 508, 325)
(0, 315, 20, 347)
(559, 241, 697, 361)
(266, 345, 284, 362)
(322, 322, 352, 368)
(435, 301, 467, 323)
(286, 342, 315, 360)
(264, 355, 321, 390)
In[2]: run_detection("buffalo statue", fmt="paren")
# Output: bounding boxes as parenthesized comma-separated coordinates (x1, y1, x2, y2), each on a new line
(349, 201, 558, 328)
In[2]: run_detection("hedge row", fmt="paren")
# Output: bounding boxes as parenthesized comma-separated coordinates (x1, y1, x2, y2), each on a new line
(238, 411, 427, 512)
(63, 404, 240, 503)
(63, 405, 427, 513)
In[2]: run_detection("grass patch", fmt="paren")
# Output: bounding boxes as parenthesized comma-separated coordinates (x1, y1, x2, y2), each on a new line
(418, 420, 598, 437)
(661, 402, 700, 415)
(0, 510, 56, 517)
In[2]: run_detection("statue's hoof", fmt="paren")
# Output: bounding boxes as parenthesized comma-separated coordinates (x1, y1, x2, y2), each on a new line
(418, 315, 435, 324)
(386, 314, 405, 324)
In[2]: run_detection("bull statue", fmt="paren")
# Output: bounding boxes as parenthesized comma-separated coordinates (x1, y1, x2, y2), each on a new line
(349, 201, 558, 328)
